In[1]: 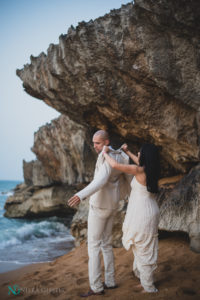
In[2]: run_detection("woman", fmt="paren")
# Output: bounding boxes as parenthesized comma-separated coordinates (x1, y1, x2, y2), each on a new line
(103, 143, 160, 293)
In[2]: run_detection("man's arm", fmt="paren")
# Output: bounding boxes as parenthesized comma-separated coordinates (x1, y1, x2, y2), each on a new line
(68, 161, 112, 207)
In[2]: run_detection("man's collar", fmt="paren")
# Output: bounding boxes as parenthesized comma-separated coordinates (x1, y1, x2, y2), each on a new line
(99, 146, 121, 156)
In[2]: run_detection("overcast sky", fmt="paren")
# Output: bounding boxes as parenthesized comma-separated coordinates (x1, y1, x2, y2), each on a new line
(0, 0, 130, 180)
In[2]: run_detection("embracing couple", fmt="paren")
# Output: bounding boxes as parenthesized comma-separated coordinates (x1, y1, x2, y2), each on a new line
(68, 130, 160, 297)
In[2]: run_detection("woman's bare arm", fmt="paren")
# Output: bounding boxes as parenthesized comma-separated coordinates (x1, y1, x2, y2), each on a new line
(121, 144, 139, 165)
(125, 150, 139, 165)
(103, 152, 141, 175)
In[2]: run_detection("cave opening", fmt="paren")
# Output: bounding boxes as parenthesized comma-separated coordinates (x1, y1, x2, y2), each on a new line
(158, 230, 190, 243)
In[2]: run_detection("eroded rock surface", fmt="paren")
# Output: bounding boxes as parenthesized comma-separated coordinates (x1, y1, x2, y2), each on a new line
(4, 182, 79, 218)
(158, 164, 200, 253)
(31, 115, 96, 185)
(23, 159, 53, 186)
(16, 0, 200, 175)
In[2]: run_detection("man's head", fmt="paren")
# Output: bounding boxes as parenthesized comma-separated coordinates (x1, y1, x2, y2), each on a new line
(92, 130, 110, 154)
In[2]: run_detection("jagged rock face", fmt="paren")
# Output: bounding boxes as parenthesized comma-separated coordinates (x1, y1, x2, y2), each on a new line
(4, 183, 79, 218)
(16, 0, 200, 176)
(23, 159, 53, 186)
(31, 115, 96, 185)
(158, 163, 200, 253)
(23, 160, 34, 185)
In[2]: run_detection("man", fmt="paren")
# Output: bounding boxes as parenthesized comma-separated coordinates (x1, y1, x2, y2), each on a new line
(68, 130, 131, 297)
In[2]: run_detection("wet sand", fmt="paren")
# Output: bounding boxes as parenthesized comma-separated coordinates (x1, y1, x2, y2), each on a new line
(0, 234, 199, 299)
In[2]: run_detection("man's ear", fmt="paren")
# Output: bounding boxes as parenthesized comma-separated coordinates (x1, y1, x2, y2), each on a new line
(105, 139, 110, 146)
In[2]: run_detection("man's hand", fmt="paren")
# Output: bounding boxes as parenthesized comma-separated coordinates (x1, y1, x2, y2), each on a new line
(68, 195, 81, 207)
(121, 143, 128, 152)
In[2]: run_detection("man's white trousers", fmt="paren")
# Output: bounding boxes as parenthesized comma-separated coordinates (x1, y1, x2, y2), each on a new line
(87, 204, 116, 293)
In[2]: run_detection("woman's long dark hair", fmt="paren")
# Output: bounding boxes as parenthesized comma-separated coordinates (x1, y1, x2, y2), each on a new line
(139, 143, 160, 193)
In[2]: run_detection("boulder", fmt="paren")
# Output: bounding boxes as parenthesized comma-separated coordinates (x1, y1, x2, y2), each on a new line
(4, 183, 79, 218)
(158, 163, 200, 253)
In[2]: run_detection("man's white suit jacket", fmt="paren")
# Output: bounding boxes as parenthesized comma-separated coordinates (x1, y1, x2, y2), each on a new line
(76, 147, 133, 210)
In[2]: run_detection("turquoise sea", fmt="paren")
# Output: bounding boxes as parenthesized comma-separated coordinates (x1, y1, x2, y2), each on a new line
(0, 180, 74, 273)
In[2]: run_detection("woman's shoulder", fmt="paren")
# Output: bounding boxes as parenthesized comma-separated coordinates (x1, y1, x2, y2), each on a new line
(135, 165, 145, 174)
(135, 173, 147, 186)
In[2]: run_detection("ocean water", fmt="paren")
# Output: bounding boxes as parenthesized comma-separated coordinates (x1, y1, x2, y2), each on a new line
(0, 180, 75, 273)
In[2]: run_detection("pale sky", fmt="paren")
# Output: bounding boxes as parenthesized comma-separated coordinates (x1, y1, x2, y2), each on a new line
(0, 0, 130, 180)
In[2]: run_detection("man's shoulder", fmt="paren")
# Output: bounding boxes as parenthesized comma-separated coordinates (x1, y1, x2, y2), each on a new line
(109, 151, 120, 160)
(109, 150, 129, 164)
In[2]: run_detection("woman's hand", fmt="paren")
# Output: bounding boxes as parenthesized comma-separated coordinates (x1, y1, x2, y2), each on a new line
(121, 143, 128, 152)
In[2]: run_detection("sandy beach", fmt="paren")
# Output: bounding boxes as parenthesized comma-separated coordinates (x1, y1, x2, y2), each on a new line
(0, 233, 199, 300)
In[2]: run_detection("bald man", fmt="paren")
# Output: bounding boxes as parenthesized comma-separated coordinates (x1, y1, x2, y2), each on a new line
(68, 130, 131, 297)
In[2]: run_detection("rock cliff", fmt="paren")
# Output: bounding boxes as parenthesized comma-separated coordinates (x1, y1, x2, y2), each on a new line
(31, 115, 96, 185)
(4, 115, 96, 218)
(16, 0, 200, 175)
(4, 0, 200, 251)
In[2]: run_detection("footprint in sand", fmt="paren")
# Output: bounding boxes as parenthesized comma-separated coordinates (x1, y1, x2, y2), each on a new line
(67, 272, 76, 279)
(160, 264, 172, 272)
(154, 276, 168, 288)
(49, 261, 57, 266)
(132, 288, 143, 294)
(182, 287, 197, 296)
(40, 279, 54, 286)
(76, 278, 87, 285)
(33, 271, 40, 275)
(46, 268, 52, 273)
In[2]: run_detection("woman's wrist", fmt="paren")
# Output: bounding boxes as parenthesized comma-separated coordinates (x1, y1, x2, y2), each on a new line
(123, 149, 129, 154)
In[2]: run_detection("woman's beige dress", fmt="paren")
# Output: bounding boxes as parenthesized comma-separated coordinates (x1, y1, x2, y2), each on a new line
(122, 176, 160, 292)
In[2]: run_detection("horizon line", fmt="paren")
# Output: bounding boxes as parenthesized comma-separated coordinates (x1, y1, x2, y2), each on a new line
(0, 179, 23, 181)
